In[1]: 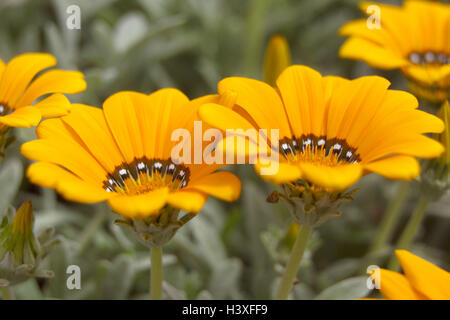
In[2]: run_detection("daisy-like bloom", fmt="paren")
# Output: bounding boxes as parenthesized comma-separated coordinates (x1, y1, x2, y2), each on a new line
(339, 1, 450, 104)
(0, 53, 86, 128)
(200, 65, 444, 300)
(21, 89, 241, 225)
(21, 89, 241, 300)
(200, 65, 444, 194)
(373, 250, 450, 300)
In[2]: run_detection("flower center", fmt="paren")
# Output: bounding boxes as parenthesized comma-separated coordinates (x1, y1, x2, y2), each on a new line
(279, 135, 360, 166)
(0, 103, 12, 116)
(408, 52, 449, 65)
(103, 158, 190, 195)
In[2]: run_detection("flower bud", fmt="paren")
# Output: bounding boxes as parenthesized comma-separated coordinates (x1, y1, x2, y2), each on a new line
(0, 201, 58, 287)
(264, 35, 291, 87)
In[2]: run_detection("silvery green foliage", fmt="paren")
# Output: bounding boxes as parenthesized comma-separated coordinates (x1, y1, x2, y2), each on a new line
(0, 0, 448, 300)
(0, 159, 23, 215)
(314, 276, 370, 300)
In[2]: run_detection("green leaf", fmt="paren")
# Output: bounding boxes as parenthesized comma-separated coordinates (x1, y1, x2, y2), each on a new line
(316, 258, 361, 290)
(0, 158, 23, 215)
(113, 12, 149, 54)
(314, 276, 370, 300)
(46, 241, 73, 299)
(13, 279, 43, 300)
(97, 254, 136, 299)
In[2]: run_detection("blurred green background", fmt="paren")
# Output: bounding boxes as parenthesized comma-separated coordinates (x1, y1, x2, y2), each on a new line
(0, 0, 448, 299)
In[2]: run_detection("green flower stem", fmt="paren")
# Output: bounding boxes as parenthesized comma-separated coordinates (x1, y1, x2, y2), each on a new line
(387, 195, 430, 271)
(1, 286, 15, 300)
(275, 224, 312, 300)
(369, 181, 410, 253)
(150, 247, 163, 300)
(244, 0, 270, 76)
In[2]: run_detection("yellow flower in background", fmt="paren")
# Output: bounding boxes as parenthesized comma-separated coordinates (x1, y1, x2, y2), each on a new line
(21, 89, 241, 219)
(200, 65, 444, 192)
(339, 1, 450, 103)
(0, 53, 86, 128)
(376, 250, 450, 300)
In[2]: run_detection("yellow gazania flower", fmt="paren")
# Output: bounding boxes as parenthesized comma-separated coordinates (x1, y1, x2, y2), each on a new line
(20, 89, 241, 218)
(199, 65, 445, 191)
(375, 250, 450, 300)
(339, 1, 450, 103)
(0, 53, 86, 128)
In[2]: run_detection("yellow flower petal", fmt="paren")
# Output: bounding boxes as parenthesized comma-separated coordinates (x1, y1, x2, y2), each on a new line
(339, 19, 386, 45)
(254, 160, 302, 185)
(364, 134, 444, 163)
(379, 268, 425, 300)
(330, 76, 391, 146)
(107, 187, 169, 219)
(0, 106, 41, 127)
(0, 53, 56, 107)
(0, 58, 5, 75)
(323, 75, 350, 103)
(326, 76, 379, 141)
(213, 134, 262, 166)
(176, 94, 221, 130)
(402, 0, 449, 51)
(62, 104, 125, 172)
(359, 1, 413, 53)
(363, 155, 420, 180)
(276, 65, 325, 137)
(188, 171, 241, 202)
(167, 190, 208, 213)
(357, 97, 442, 151)
(26, 162, 111, 203)
(403, 64, 450, 86)
(339, 37, 408, 69)
(15, 70, 86, 108)
(297, 163, 363, 191)
(31, 117, 109, 185)
(37, 117, 83, 142)
(141, 88, 189, 159)
(381, 89, 419, 110)
(198, 103, 256, 132)
(103, 91, 147, 162)
(218, 77, 292, 139)
(396, 250, 450, 300)
(32, 93, 71, 118)
(393, 109, 444, 134)
(21, 139, 107, 186)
